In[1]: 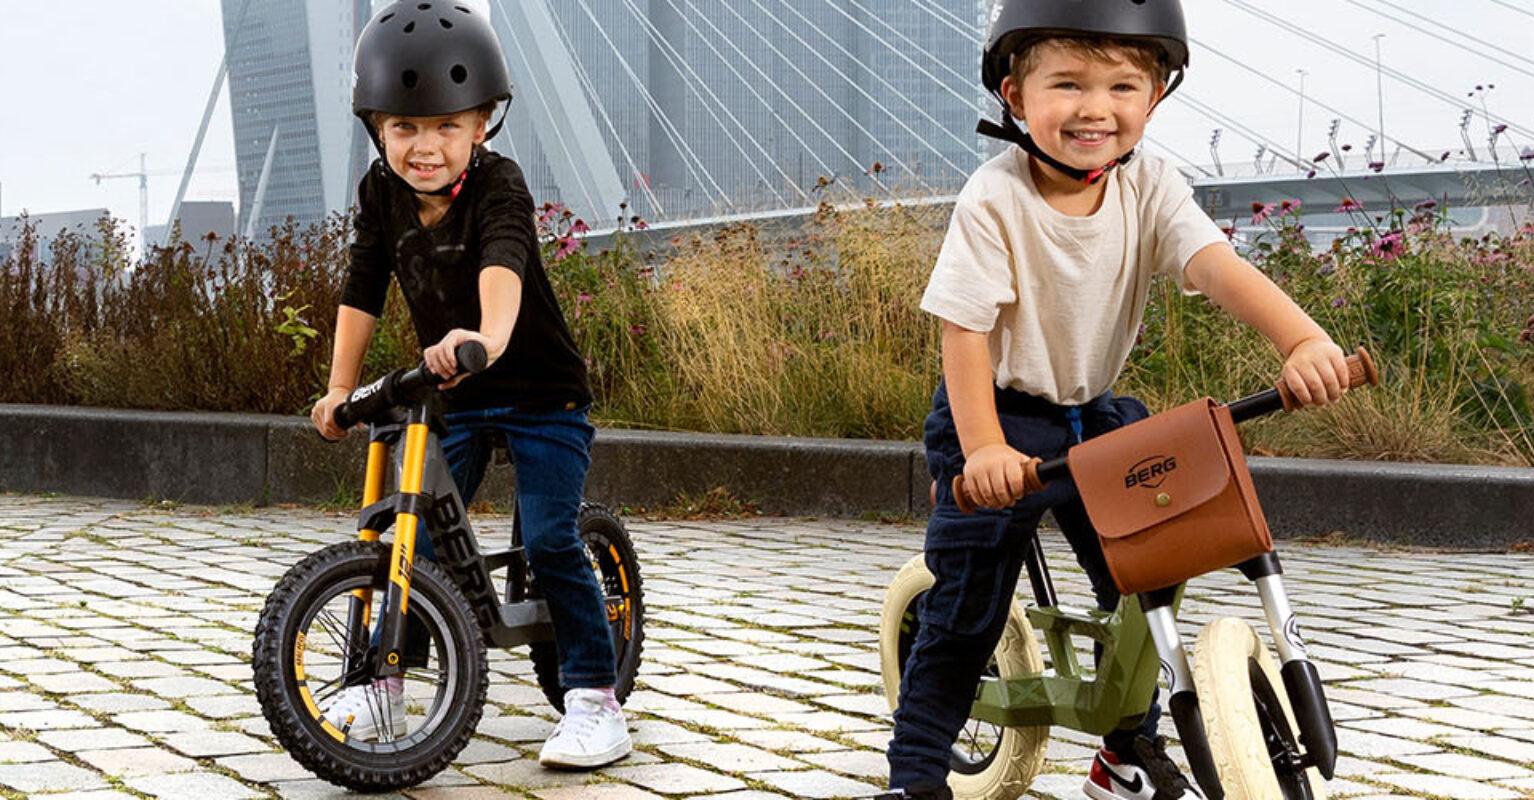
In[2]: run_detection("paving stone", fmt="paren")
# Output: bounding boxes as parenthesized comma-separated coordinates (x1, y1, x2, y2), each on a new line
(76, 746, 199, 777)
(216, 752, 317, 783)
(38, 727, 151, 751)
(534, 786, 666, 799)
(605, 762, 747, 793)
(1371, 772, 1524, 799)
(660, 741, 803, 772)
(124, 770, 266, 799)
(0, 740, 56, 763)
(161, 730, 268, 757)
(30, 670, 122, 694)
(747, 768, 883, 798)
(0, 760, 107, 793)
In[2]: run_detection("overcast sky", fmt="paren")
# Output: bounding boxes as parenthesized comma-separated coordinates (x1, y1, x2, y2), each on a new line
(3, 0, 1533, 228)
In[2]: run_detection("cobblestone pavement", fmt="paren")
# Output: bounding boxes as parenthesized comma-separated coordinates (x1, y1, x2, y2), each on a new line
(0, 493, 1531, 799)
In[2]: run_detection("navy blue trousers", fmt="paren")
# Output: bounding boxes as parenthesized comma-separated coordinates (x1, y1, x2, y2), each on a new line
(887, 382, 1161, 789)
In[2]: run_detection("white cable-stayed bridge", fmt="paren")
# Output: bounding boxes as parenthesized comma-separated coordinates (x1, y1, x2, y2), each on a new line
(184, 0, 1534, 241)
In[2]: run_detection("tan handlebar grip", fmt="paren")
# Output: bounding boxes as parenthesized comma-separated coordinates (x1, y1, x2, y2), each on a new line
(1277, 346, 1380, 411)
(950, 457, 1044, 514)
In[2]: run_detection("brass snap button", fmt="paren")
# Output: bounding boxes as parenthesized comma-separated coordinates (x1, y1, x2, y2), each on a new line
(1155, 493, 1171, 507)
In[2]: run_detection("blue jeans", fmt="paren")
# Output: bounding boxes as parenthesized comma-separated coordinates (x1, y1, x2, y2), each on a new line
(886, 382, 1160, 790)
(408, 403, 617, 689)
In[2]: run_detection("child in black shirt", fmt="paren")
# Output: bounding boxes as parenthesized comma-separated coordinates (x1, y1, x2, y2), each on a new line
(310, 1, 629, 769)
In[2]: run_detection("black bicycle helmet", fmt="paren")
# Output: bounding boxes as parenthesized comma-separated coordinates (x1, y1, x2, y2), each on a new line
(978, 0, 1189, 184)
(352, 1, 513, 194)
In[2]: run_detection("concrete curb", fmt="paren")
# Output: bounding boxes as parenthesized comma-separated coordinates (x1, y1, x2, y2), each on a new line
(2, 404, 1529, 548)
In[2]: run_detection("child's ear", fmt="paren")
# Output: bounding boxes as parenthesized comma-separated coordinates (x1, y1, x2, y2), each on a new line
(473, 114, 488, 145)
(1000, 75, 1025, 120)
(1145, 81, 1167, 119)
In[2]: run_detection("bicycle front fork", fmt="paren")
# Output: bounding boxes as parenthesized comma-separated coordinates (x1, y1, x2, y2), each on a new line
(1139, 552, 1338, 800)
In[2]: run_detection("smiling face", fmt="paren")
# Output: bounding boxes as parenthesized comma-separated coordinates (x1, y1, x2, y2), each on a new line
(1002, 39, 1165, 180)
(376, 108, 489, 194)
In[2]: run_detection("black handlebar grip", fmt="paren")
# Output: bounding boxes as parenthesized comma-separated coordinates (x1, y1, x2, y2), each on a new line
(455, 340, 488, 375)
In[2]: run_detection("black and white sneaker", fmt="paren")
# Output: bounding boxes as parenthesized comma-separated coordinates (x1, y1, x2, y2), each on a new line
(1083, 735, 1204, 800)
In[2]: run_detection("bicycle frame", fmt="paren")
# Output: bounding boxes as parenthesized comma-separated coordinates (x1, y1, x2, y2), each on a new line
(341, 401, 557, 681)
(969, 535, 1175, 735)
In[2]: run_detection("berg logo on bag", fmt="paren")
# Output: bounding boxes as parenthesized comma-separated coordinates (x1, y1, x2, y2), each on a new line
(1124, 455, 1177, 489)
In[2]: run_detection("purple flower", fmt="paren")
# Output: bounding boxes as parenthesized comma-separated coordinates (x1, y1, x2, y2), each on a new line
(1306, 169, 1317, 179)
(1520, 147, 1534, 161)
(629, 324, 647, 337)
(1313, 151, 1331, 163)
(1331, 297, 1345, 308)
(1368, 161, 1384, 173)
(1341, 144, 1353, 152)
(1441, 151, 1452, 162)
(1414, 199, 1438, 211)
(1493, 123, 1508, 135)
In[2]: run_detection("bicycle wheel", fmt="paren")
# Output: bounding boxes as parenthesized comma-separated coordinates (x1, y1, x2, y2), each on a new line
(253, 541, 488, 791)
(1192, 617, 1327, 800)
(879, 555, 1047, 800)
(530, 503, 645, 713)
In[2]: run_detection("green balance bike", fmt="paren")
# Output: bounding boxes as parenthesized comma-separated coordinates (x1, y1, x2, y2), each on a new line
(881, 350, 1379, 800)
(253, 342, 644, 790)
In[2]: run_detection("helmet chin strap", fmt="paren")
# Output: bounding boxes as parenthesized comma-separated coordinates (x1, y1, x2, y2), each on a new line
(976, 69, 1183, 186)
(977, 113, 1131, 185)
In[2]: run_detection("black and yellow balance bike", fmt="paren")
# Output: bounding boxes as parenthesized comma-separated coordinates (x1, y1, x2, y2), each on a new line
(253, 342, 644, 791)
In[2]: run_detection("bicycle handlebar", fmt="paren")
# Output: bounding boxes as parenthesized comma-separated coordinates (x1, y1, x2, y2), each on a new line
(331, 341, 489, 432)
(951, 347, 1379, 514)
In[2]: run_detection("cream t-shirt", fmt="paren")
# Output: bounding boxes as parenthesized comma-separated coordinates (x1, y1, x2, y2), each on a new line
(920, 148, 1229, 405)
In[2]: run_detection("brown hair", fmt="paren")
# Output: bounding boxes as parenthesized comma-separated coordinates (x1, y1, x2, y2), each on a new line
(1009, 36, 1169, 87)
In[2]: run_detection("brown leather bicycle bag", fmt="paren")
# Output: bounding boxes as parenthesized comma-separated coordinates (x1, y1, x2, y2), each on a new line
(1067, 397, 1272, 594)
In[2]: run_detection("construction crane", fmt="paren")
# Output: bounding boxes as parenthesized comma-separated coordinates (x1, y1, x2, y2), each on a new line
(90, 153, 150, 252)
(90, 156, 236, 254)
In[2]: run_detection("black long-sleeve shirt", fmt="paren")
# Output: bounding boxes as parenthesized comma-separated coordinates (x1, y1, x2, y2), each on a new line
(340, 150, 591, 411)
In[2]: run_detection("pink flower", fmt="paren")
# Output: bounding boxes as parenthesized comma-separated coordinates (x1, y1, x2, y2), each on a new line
(1368, 161, 1384, 172)
(1335, 197, 1364, 213)
(1279, 199, 1302, 216)
(552, 235, 582, 261)
(1250, 202, 1275, 224)
(577, 291, 593, 304)
(629, 324, 647, 337)
(571, 219, 590, 235)
(1371, 230, 1404, 260)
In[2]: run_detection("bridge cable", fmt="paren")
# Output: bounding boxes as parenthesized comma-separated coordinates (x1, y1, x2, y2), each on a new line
(721, 0, 943, 189)
(570, 0, 732, 208)
(544, 5, 665, 216)
(613, 0, 791, 206)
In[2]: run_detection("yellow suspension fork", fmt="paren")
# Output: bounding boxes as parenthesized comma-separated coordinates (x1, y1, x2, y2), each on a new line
(340, 437, 390, 679)
(377, 411, 430, 676)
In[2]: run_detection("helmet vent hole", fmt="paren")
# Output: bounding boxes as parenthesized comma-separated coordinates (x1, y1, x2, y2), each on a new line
(402, 20, 415, 33)
(379, 12, 394, 23)
(439, 17, 453, 29)
(455, 5, 471, 12)
(417, 2, 431, 9)
(402, 70, 419, 89)
(450, 64, 468, 83)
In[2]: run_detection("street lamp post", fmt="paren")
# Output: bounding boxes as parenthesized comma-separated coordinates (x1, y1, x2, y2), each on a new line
(1372, 34, 1386, 161)
(1296, 68, 1308, 173)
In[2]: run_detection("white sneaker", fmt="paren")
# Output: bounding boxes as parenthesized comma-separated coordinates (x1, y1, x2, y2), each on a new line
(322, 676, 406, 742)
(538, 688, 632, 769)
